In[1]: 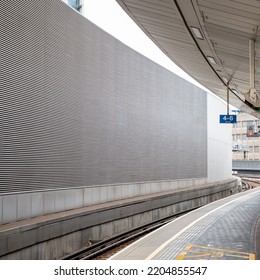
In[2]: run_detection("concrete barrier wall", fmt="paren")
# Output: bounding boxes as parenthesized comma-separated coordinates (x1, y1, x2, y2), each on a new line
(0, 178, 207, 225)
(0, 178, 239, 259)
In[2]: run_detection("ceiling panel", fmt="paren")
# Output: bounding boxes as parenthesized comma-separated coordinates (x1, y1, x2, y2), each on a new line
(198, 0, 260, 15)
(116, 0, 260, 118)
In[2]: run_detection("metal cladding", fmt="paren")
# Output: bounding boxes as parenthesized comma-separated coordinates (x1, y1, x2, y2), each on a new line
(0, 1, 207, 193)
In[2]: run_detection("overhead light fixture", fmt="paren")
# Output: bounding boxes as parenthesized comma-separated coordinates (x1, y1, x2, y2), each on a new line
(207, 56, 217, 64)
(231, 88, 239, 95)
(190, 27, 204, 40)
(221, 77, 228, 83)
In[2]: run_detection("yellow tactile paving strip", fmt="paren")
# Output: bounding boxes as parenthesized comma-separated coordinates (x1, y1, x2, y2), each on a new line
(176, 244, 255, 260)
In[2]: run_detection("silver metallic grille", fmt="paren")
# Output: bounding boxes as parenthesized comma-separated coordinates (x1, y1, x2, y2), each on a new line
(0, 0, 207, 193)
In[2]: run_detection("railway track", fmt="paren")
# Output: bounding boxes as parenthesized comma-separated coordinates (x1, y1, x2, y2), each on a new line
(242, 180, 251, 190)
(62, 179, 258, 260)
(61, 209, 195, 260)
(241, 177, 260, 190)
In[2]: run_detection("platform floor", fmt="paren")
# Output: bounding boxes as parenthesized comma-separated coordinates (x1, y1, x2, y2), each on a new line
(110, 188, 260, 260)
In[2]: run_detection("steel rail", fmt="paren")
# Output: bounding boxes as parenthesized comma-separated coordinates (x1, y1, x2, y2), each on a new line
(62, 208, 197, 260)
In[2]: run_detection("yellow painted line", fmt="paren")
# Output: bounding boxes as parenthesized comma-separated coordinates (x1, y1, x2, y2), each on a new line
(180, 253, 212, 258)
(187, 244, 251, 255)
(226, 254, 249, 259)
(145, 189, 260, 260)
(175, 244, 255, 260)
(175, 244, 192, 260)
(175, 254, 185, 260)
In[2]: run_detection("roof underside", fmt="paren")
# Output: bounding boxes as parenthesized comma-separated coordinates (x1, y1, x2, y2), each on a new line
(116, 0, 260, 118)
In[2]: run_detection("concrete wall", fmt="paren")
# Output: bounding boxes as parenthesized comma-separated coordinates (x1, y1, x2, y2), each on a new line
(0, 178, 207, 225)
(0, 178, 239, 260)
(207, 94, 232, 182)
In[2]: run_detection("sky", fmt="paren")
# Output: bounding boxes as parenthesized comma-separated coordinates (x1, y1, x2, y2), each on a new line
(83, 0, 204, 88)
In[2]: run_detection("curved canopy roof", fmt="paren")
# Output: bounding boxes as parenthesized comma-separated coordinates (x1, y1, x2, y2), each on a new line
(116, 0, 260, 118)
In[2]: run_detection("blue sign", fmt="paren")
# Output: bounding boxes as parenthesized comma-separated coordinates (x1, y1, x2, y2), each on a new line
(220, 114, 237, 123)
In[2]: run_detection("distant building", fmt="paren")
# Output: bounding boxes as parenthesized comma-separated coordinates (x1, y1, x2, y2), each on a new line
(232, 113, 260, 160)
(62, 0, 83, 14)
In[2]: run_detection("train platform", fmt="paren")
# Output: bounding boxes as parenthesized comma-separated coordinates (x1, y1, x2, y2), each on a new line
(110, 188, 260, 260)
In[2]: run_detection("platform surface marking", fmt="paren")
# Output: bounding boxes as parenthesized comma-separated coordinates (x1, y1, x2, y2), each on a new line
(176, 244, 255, 260)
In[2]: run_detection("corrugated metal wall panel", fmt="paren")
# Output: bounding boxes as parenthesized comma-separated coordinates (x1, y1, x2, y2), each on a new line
(0, 0, 207, 193)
